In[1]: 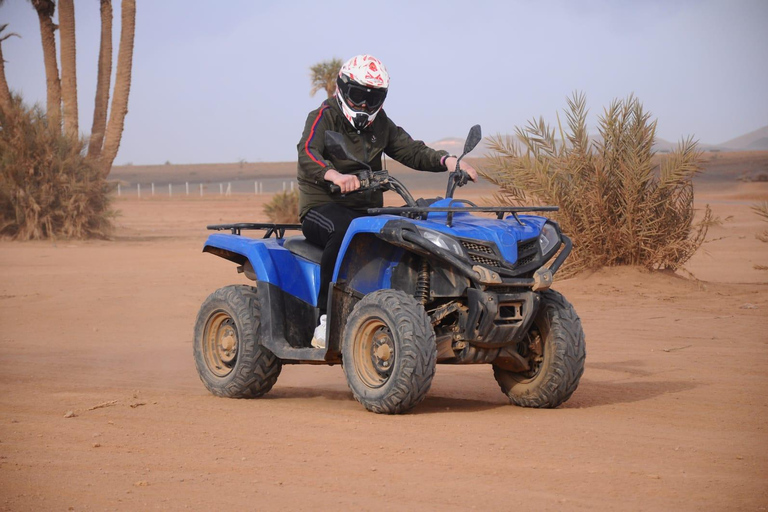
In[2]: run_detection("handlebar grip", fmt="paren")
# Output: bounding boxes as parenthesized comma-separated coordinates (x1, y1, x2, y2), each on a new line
(456, 170, 470, 187)
(329, 184, 341, 194)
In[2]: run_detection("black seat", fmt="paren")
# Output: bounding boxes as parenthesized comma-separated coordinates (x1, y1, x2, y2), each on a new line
(283, 235, 323, 264)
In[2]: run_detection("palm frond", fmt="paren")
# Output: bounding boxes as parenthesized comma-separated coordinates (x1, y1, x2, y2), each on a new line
(479, 92, 709, 274)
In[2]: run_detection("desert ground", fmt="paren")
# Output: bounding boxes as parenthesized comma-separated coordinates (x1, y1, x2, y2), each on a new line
(1, 153, 767, 511)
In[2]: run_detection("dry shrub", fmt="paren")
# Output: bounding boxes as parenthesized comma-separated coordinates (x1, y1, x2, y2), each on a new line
(263, 189, 299, 223)
(753, 202, 768, 242)
(0, 97, 113, 240)
(483, 92, 713, 275)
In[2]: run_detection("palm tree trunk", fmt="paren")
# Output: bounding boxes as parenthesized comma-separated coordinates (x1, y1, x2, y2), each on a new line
(58, 0, 78, 137)
(31, 0, 61, 131)
(0, 36, 12, 113)
(87, 0, 112, 160)
(100, 0, 135, 177)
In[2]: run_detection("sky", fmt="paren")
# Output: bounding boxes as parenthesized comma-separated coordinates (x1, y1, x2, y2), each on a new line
(2, 0, 767, 165)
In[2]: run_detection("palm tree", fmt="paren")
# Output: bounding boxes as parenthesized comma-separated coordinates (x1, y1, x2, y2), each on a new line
(0, 23, 20, 113)
(58, 0, 78, 136)
(309, 58, 342, 99)
(100, 0, 135, 177)
(30, 0, 61, 130)
(87, 0, 112, 160)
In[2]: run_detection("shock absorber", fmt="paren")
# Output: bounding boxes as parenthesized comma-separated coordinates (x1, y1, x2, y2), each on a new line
(416, 259, 430, 305)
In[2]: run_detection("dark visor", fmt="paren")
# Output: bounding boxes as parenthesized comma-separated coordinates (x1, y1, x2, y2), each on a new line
(338, 76, 387, 111)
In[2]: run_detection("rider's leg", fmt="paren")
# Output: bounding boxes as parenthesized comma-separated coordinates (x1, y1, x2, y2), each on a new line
(301, 203, 364, 315)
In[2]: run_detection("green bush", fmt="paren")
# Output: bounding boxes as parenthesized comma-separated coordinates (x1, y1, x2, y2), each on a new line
(482, 92, 713, 275)
(263, 189, 299, 224)
(0, 97, 113, 240)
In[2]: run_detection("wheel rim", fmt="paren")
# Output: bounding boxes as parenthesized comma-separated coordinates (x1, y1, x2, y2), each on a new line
(203, 311, 238, 378)
(353, 318, 396, 388)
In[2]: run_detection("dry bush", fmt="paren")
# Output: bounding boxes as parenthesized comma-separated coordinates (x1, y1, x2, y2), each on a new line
(752, 202, 768, 242)
(0, 97, 113, 240)
(482, 92, 713, 275)
(263, 189, 299, 224)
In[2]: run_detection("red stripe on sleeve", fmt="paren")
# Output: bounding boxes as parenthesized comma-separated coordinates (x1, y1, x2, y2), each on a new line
(305, 105, 330, 167)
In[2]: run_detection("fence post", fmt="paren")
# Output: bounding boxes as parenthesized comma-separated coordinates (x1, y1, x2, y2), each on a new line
(226, 183, 232, 196)
(138, 183, 141, 199)
(186, 182, 189, 196)
(117, 183, 121, 196)
(255, 181, 258, 195)
(200, 183, 203, 197)
(169, 183, 172, 197)
(220, 183, 223, 195)
(151, 183, 155, 196)
(260, 182, 263, 194)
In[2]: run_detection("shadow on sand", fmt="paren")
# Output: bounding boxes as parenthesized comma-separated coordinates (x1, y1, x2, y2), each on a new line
(263, 359, 699, 413)
(564, 378, 698, 409)
(266, 386, 506, 414)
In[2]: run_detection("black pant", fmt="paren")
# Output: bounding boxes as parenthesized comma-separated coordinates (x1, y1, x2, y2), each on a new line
(302, 203, 366, 315)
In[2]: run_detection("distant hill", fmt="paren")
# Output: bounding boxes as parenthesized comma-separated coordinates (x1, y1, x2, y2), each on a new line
(427, 137, 496, 158)
(718, 126, 768, 151)
(431, 125, 768, 156)
(430, 134, 693, 156)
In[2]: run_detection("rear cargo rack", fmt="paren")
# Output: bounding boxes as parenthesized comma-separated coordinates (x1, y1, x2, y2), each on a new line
(206, 223, 301, 238)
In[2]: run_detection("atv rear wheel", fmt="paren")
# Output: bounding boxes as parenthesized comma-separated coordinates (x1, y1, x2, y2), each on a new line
(342, 290, 436, 414)
(493, 289, 585, 408)
(193, 285, 282, 398)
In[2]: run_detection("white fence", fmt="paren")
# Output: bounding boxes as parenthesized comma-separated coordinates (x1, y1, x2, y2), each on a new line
(115, 180, 297, 198)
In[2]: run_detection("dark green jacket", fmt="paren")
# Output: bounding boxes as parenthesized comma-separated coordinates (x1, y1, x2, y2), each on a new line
(297, 98, 449, 220)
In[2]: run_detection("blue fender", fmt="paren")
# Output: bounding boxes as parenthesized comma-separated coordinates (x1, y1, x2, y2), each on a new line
(203, 233, 320, 306)
(333, 215, 406, 294)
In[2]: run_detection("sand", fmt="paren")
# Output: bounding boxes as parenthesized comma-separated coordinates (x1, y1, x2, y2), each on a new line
(0, 166, 767, 510)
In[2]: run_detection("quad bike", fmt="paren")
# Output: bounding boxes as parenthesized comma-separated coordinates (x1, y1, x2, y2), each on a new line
(194, 125, 585, 414)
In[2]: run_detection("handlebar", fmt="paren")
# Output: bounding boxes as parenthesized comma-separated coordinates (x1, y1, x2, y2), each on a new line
(326, 169, 389, 196)
(326, 170, 418, 208)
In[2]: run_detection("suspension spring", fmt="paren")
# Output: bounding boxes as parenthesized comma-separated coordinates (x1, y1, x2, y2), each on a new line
(416, 259, 430, 305)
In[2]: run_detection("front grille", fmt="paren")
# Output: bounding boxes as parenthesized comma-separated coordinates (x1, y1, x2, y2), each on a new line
(461, 241, 494, 254)
(517, 253, 537, 267)
(514, 237, 541, 271)
(460, 239, 502, 268)
(517, 239, 538, 258)
(469, 254, 498, 266)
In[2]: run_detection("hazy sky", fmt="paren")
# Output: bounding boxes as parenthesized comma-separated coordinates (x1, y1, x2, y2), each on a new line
(2, 0, 767, 165)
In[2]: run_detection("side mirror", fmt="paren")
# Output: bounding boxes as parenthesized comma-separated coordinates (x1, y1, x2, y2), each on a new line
(446, 124, 482, 199)
(463, 124, 482, 156)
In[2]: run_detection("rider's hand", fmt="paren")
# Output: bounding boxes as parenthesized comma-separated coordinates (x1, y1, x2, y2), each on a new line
(444, 156, 478, 182)
(324, 169, 361, 194)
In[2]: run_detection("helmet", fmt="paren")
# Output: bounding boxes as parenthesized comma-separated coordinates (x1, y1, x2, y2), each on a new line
(335, 55, 390, 130)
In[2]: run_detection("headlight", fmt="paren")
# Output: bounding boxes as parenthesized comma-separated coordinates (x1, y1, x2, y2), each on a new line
(416, 227, 465, 258)
(538, 223, 560, 257)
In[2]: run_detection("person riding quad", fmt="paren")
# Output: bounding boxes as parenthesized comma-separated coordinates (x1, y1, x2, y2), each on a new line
(297, 54, 478, 348)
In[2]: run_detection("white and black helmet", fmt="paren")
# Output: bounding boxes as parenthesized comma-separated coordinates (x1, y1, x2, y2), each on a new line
(335, 54, 390, 130)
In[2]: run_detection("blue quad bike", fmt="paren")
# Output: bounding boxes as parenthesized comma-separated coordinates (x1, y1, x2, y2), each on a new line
(194, 125, 585, 414)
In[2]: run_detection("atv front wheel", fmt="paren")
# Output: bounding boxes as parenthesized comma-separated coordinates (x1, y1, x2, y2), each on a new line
(193, 285, 282, 398)
(342, 290, 436, 414)
(493, 289, 585, 408)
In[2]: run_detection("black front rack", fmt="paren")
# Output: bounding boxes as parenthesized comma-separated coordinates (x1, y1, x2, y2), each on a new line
(207, 223, 301, 239)
(366, 206, 559, 227)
